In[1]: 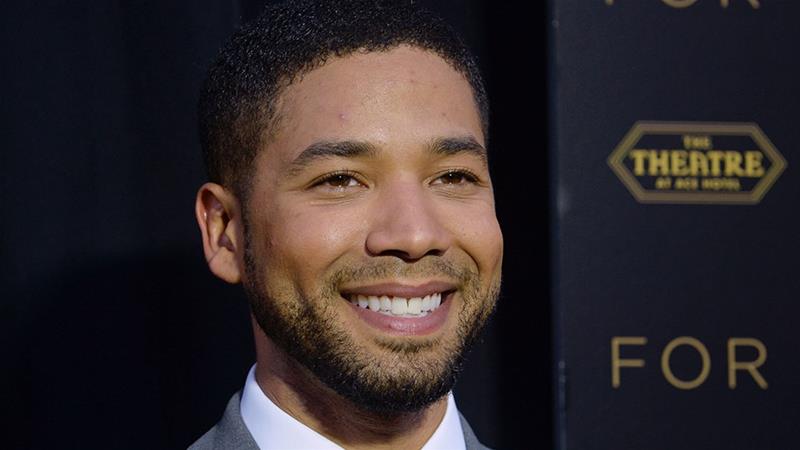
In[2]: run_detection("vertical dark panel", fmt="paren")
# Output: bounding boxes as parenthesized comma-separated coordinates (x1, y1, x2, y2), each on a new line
(484, 2, 553, 450)
(3, 2, 254, 448)
(553, 1, 799, 449)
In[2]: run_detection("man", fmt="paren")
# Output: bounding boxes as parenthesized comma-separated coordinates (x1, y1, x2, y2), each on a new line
(191, 1, 502, 449)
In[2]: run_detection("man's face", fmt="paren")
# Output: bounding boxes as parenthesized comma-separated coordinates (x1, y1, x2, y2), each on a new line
(241, 45, 503, 412)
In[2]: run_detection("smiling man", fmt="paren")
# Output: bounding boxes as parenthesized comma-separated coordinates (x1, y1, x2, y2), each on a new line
(191, 1, 502, 449)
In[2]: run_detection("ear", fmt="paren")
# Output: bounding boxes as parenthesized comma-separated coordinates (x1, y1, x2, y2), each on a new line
(195, 182, 244, 284)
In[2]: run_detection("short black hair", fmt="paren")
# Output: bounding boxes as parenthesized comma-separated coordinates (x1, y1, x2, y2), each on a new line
(198, 0, 489, 200)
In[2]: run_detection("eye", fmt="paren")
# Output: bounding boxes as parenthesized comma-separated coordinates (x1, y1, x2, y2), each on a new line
(322, 174, 359, 187)
(432, 169, 479, 185)
(310, 171, 364, 191)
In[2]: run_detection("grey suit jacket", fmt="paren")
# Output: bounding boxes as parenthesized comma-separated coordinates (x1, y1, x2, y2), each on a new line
(189, 391, 491, 450)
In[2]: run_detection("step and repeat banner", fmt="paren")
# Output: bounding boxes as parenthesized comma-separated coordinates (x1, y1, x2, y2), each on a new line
(553, 1, 799, 449)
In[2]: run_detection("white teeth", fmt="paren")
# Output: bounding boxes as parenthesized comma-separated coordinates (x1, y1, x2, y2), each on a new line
(408, 297, 422, 315)
(348, 292, 446, 317)
(422, 295, 431, 312)
(368, 296, 381, 311)
(391, 297, 408, 315)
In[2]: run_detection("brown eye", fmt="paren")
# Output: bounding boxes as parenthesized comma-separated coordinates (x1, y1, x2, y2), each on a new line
(440, 172, 465, 184)
(310, 171, 364, 191)
(435, 170, 478, 185)
(325, 174, 358, 187)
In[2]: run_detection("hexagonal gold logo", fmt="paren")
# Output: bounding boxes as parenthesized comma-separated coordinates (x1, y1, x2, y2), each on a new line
(608, 122, 786, 204)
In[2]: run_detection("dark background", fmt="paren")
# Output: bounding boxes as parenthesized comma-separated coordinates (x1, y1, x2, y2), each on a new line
(2, 1, 550, 449)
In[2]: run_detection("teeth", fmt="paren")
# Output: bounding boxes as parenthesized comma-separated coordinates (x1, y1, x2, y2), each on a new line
(407, 297, 422, 315)
(368, 296, 381, 311)
(391, 298, 408, 315)
(349, 292, 446, 317)
(422, 295, 431, 312)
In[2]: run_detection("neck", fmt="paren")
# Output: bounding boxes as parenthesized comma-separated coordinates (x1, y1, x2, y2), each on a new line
(252, 322, 448, 450)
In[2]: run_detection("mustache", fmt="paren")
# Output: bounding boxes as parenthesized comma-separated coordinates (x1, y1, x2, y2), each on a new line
(327, 257, 476, 288)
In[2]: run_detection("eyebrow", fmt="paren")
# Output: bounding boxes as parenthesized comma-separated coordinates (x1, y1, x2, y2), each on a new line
(289, 140, 378, 174)
(288, 135, 487, 174)
(428, 136, 487, 162)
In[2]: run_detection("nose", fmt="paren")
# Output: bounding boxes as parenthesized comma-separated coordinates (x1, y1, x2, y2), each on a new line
(365, 180, 452, 261)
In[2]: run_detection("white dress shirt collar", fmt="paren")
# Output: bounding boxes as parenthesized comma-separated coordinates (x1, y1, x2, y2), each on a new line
(239, 364, 466, 450)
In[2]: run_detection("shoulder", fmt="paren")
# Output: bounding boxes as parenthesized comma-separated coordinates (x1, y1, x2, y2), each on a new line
(459, 412, 493, 450)
(188, 391, 259, 450)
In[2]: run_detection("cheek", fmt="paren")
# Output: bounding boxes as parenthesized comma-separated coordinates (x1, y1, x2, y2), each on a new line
(447, 203, 503, 275)
(268, 205, 366, 281)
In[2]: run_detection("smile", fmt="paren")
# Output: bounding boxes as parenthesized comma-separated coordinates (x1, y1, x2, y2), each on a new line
(347, 293, 443, 317)
(339, 281, 456, 334)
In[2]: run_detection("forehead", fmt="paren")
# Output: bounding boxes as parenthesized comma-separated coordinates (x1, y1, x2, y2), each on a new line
(267, 45, 484, 163)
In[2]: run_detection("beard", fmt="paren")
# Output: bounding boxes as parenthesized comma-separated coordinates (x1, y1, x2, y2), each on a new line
(242, 241, 500, 414)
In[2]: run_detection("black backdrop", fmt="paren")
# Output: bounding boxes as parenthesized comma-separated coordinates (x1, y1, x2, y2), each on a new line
(2, 1, 550, 449)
